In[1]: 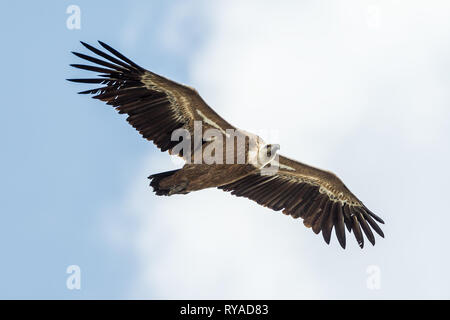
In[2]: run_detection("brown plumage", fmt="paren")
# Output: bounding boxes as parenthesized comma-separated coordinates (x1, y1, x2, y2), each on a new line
(68, 41, 385, 249)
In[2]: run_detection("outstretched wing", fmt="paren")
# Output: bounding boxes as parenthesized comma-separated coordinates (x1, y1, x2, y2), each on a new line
(219, 155, 384, 249)
(68, 41, 234, 157)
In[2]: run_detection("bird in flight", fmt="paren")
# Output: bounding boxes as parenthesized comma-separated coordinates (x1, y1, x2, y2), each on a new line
(68, 41, 384, 249)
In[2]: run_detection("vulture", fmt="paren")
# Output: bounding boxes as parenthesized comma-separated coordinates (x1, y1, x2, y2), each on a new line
(68, 41, 384, 249)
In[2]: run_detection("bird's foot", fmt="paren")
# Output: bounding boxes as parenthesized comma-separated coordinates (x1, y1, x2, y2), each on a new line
(167, 181, 189, 195)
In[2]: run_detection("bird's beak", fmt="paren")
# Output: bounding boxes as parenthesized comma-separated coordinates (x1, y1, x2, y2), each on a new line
(272, 144, 280, 153)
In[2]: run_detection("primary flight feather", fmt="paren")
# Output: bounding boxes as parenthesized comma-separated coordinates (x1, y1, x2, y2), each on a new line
(68, 41, 384, 249)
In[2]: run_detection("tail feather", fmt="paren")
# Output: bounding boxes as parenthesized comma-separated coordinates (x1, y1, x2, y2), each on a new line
(148, 170, 180, 196)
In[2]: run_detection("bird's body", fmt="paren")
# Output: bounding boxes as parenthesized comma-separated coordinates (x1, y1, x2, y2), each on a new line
(69, 41, 385, 249)
(156, 163, 256, 194)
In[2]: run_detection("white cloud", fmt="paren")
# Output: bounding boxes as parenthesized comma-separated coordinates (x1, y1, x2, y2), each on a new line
(105, 0, 450, 299)
(108, 155, 321, 299)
